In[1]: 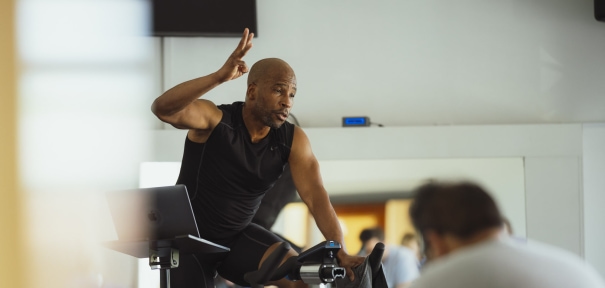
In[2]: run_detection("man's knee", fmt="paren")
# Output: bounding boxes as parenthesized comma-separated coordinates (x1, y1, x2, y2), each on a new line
(259, 242, 299, 270)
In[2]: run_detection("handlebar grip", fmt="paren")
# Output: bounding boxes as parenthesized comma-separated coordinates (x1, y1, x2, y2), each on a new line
(368, 242, 385, 279)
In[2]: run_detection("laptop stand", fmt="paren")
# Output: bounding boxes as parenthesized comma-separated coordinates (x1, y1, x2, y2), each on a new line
(105, 234, 229, 288)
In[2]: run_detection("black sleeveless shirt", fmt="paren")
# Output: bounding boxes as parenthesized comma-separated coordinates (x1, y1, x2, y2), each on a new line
(176, 102, 295, 241)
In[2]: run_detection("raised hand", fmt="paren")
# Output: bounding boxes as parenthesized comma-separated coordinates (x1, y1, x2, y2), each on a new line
(215, 28, 254, 83)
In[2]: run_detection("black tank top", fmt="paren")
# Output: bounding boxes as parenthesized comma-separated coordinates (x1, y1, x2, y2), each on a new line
(252, 163, 298, 230)
(176, 101, 295, 241)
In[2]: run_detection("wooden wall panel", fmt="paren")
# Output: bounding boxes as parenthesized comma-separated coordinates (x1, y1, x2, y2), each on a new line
(0, 0, 24, 287)
(333, 203, 386, 254)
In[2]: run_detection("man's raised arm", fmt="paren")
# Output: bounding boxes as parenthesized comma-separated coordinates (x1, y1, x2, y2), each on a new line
(151, 28, 254, 130)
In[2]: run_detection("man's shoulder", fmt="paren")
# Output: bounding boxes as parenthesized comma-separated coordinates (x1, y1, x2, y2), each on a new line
(273, 119, 296, 147)
(216, 101, 243, 113)
(278, 119, 296, 133)
(213, 101, 244, 127)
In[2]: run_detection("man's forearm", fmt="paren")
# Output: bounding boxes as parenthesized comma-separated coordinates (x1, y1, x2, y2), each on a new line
(308, 196, 347, 252)
(303, 188, 366, 281)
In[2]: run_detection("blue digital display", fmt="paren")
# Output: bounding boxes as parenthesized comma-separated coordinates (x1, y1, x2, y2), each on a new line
(342, 116, 370, 127)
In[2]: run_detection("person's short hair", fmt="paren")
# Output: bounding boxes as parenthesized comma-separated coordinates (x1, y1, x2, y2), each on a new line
(359, 227, 385, 243)
(409, 181, 504, 239)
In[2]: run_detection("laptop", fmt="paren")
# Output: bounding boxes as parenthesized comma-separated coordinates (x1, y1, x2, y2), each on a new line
(106, 184, 201, 241)
(104, 185, 229, 258)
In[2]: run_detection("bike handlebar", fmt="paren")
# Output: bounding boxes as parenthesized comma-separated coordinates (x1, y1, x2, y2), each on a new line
(368, 242, 385, 279)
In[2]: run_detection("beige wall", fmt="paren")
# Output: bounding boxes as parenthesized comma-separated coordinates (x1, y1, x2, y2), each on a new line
(0, 0, 25, 287)
(385, 199, 415, 246)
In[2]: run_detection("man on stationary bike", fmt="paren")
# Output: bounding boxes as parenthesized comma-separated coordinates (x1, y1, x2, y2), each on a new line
(151, 28, 364, 288)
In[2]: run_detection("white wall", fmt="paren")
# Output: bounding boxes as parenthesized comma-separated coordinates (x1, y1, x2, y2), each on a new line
(157, 0, 605, 128)
(319, 157, 527, 238)
(583, 124, 605, 275)
(525, 157, 582, 255)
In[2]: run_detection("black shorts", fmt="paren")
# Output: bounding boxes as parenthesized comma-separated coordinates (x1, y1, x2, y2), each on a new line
(170, 223, 284, 288)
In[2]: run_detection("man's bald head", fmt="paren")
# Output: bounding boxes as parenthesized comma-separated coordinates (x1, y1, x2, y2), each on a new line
(247, 58, 295, 86)
(244, 58, 297, 129)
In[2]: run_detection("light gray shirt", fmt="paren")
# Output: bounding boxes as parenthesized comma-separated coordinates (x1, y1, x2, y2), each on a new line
(411, 238, 605, 288)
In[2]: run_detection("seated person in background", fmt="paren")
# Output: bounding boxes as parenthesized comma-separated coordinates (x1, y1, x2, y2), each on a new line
(408, 181, 605, 288)
(358, 227, 420, 288)
(400, 232, 424, 268)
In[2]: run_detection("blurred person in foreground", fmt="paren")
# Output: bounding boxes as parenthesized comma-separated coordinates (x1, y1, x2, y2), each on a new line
(358, 227, 420, 288)
(408, 181, 605, 288)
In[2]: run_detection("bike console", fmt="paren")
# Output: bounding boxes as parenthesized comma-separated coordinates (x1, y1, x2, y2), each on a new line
(290, 240, 346, 284)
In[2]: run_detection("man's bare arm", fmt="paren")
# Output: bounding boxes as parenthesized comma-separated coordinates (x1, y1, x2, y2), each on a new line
(289, 126, 365, 280)
(151, 28, 253, 130)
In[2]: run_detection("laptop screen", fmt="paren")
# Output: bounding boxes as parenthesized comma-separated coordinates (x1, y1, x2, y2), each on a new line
(106, 185, 200, 241)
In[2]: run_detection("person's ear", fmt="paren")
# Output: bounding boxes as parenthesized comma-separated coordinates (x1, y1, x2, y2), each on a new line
(247, 83, 257, 100)
(424, 230, 448, 259)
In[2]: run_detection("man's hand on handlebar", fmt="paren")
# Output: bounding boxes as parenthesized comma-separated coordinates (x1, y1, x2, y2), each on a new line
(337, 249, 365, 281)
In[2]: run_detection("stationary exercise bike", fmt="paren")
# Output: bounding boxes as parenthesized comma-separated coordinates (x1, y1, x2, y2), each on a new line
(103, 185, 385, 288)
(244, 240, 385, 288)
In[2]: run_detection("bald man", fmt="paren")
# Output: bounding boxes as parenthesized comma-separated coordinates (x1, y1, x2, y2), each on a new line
(152, 29, 364, 288)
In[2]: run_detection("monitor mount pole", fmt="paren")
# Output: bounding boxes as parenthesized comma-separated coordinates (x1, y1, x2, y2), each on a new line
(149, 244, 180, 288)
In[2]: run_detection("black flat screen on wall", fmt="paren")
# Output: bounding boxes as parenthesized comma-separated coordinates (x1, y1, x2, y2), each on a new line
(152, 0, 258, 37)
(597, 0, 605, 22)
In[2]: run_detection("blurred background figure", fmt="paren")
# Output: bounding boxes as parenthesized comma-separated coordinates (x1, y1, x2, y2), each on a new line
(400, 233, 424, 268)
(408, 181, 605, 288)
(358, 227, 420, 288)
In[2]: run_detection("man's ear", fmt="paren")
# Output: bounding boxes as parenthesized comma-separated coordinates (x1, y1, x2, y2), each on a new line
(424, 230, 448, 259)
(247, 83, 257, 100)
